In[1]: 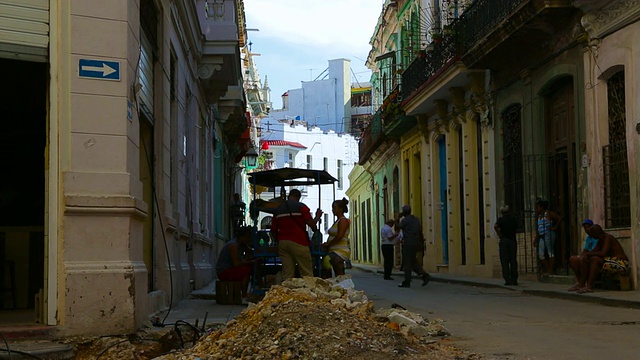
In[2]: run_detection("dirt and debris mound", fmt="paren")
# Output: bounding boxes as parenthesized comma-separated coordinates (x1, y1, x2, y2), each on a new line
(70, 328, 180, 360)
(156, 276, 475, 360)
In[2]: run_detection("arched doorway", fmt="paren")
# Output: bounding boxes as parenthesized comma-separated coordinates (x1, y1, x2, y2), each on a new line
(543, 77, 577, 272)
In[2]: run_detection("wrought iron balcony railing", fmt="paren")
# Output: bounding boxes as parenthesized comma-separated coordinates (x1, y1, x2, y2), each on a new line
(401, 34, 459, 101)
(456, 0, 526, 53)
(380, 86, 402, 127)
(358, 109, 383, 163)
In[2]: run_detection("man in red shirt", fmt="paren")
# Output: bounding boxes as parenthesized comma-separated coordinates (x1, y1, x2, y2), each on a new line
(271, 189, 322, 280)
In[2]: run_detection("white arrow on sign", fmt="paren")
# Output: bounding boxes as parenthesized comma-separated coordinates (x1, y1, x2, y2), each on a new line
(80, 63, 117, 77)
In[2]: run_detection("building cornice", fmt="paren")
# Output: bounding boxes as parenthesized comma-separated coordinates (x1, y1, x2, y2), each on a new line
(581, 0, 640, 39)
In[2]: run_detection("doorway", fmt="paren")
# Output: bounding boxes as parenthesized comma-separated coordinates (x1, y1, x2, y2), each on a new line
(0, 59, 47, 324)
(544, 78, 577, 272)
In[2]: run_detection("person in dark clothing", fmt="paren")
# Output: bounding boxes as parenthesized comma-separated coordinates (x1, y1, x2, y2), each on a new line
(397, 205, 430, 288)
(494, 205, 519, 285)
(573, 224, 629, 294)
(230, 193, 246, 231)
(216, 226, 256, 304)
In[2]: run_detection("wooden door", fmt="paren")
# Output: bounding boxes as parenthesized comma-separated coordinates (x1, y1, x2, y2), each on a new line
(544, 79, 577, 270)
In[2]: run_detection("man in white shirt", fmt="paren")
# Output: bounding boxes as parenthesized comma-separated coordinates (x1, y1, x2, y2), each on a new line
(381, 219, 399, 280)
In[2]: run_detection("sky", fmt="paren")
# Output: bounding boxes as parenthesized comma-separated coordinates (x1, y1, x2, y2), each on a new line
(243, 0, 384, 110)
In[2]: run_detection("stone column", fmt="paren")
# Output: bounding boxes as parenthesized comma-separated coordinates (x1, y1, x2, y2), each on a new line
(461, 112, 481, 266)
(56, 1, 148, 335)
(446, 120, 462, 269)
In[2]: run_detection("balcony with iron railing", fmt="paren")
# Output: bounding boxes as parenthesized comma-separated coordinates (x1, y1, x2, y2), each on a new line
(380, 86, 416, 140)
(398, 0, 577, 114)
(455, 0, 577, 69)
(400, 33, 460, 102)
(358, 109, 384, 165)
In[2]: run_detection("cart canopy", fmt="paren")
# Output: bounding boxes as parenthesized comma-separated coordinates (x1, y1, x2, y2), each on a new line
(248, 168, 337, 187)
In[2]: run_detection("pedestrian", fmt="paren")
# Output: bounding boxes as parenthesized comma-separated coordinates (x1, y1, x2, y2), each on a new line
(397, 213, 405, 272)
(573, 224, 629, 293)
(230, 193, 246, 231)
(380, 219, 399, 280)
(215, 226, 256, 305)
(271, 189, 322, 280)
(568, 219, 598, 291)
(397, 205, 430, 288)
(321, 198, 351, 277)
(535, 199, 562, 275)
(494, 205, 519, 285)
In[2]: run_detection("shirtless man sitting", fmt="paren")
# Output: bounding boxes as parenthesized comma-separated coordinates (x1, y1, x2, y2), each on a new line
(571, 224, 629, 294)
(567, 219, 597, 291)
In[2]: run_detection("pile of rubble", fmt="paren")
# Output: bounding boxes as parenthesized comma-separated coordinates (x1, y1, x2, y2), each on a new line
(156, 276, 475, 359)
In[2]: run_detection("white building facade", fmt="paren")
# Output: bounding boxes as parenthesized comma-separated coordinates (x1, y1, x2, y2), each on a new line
(270, 59, 352, 134)
(256, 121, 358, 236)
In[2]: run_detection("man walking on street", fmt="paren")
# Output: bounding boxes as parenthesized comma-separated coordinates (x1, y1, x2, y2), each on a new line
(494, 205, 519, 285)
(397, 205, 430, 288)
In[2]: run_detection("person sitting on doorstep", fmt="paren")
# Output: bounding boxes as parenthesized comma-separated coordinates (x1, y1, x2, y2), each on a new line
(567, 219, 597, 291)
(215, 226, 256, 304)
(571, 224, 629, 294)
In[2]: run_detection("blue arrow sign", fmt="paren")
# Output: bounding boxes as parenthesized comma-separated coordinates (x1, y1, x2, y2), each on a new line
(79, 59, 121, 81)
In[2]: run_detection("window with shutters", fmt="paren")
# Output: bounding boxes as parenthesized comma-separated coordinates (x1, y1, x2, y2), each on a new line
(138, 0, 158, 121)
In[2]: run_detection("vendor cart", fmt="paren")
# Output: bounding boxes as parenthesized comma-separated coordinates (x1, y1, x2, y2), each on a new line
(247, 168, 338, 295)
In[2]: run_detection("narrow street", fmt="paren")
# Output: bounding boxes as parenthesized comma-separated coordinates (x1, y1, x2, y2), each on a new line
(349, 268, 640, 360)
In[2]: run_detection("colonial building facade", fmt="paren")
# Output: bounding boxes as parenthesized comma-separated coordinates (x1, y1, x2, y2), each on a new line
(354, 0, 640, 287)
(578, 0, 640, 288)
(0, 0, 252, 335)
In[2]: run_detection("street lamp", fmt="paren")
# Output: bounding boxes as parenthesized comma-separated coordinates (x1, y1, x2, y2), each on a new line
(245, 147, 259, 167)
(205, 0, 225, 20)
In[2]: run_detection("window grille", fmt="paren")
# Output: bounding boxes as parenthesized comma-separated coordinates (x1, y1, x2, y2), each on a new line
(603, 70, 629, 228)
(502, 104, 525, 231)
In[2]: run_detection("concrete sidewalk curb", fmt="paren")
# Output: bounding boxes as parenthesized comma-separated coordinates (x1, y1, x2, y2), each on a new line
(353, 265, 640, 310)
(521, 289, 640, 309)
